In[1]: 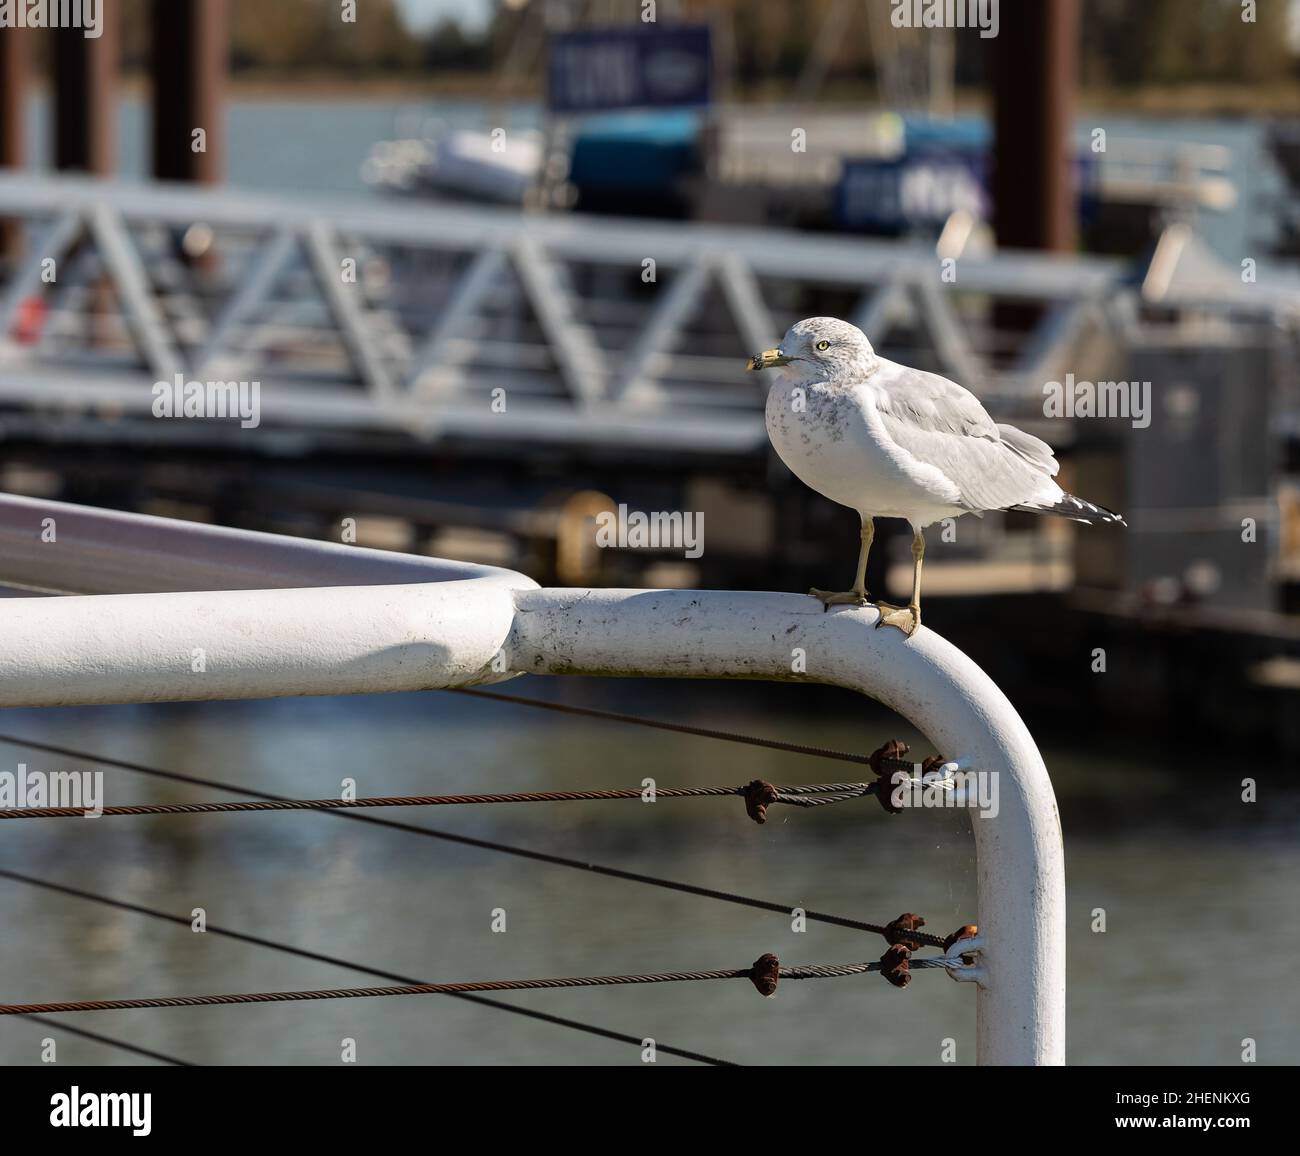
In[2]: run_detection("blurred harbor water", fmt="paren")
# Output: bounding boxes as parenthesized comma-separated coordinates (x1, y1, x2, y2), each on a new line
(0, 678, 1295, 1066)
(15, 94, 1283, 261)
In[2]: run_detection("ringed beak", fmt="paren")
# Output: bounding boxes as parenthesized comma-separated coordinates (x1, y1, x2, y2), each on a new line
(746, 347, 789, 371)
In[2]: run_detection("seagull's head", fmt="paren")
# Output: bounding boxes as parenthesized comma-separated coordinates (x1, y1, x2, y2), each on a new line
(746, 317, 878, 385)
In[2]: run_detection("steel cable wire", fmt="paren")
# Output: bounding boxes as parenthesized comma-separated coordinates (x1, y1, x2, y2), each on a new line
(0, 685, 949, 1062)
(0, 734, 946, 946)
(448, 687, 912, 769)
(0, 958, 964, 1018)
(0, 867, 734, 1066)
(0, 781, 877, 821)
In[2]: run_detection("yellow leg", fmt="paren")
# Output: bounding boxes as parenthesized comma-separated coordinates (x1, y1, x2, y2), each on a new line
(809, 518, 874, 609)
(877, 528, 924, 636)
(853, 518, 872, 594)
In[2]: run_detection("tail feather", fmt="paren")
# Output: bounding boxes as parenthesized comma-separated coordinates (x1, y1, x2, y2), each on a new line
(1011, 492, 1126, 527)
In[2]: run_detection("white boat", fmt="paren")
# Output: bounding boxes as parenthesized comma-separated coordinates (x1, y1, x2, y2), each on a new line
(362, 127, 543, 205)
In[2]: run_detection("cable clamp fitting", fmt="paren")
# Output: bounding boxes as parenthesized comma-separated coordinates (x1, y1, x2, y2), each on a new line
(939, 926, 985, 986)
(869, 743, 975, 812)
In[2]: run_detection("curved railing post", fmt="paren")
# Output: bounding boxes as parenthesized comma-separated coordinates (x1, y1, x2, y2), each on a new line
(0, 497, 1064, 1064)
(507, 587, 1066, 1066)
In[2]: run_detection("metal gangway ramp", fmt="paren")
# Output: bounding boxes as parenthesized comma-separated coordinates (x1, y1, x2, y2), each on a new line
(5, 172, 1294, 458)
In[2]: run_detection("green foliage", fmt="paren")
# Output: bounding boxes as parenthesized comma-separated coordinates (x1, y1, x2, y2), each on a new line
(1081, 0, 1293, 88)
(230, 0, 465, 75)
(96, 0, 1300, 89)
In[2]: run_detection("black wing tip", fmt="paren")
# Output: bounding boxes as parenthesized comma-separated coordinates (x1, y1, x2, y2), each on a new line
(1012, 493, 1127, 526)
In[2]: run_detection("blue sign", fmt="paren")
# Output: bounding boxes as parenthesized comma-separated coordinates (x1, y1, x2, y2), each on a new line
(837, 149, 1102, 234)
(547, 26, 712, 114)
(838, 153, 988, 234)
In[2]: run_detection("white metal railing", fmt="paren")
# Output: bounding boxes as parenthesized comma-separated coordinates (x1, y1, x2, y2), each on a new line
(0, 493, 1065, 1064)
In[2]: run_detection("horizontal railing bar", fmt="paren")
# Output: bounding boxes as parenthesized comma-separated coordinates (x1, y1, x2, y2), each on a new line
(0, 579, 521, 704)
(0, 493, 527, 595)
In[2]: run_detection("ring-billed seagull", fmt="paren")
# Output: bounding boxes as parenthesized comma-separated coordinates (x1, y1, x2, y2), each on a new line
(749, 316, 1124, 636)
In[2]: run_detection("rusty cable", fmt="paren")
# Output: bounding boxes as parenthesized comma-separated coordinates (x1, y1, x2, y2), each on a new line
(0, 695, 955, 1059)
(0, 954, 968, 1018)
(0, 780, 878, 821)
(0, 734, 947, 945)
(448, 687, 919, 770)
(0, 867, 736, 1066)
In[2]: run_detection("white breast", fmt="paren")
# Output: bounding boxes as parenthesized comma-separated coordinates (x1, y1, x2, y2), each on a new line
(764, 378, 964, 525)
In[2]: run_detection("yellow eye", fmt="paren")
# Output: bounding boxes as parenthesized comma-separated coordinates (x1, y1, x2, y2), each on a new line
(816, 340, 830, 351)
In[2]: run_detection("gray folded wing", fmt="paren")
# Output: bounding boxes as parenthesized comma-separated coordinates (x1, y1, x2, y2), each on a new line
(872, 363, 1058, 513)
